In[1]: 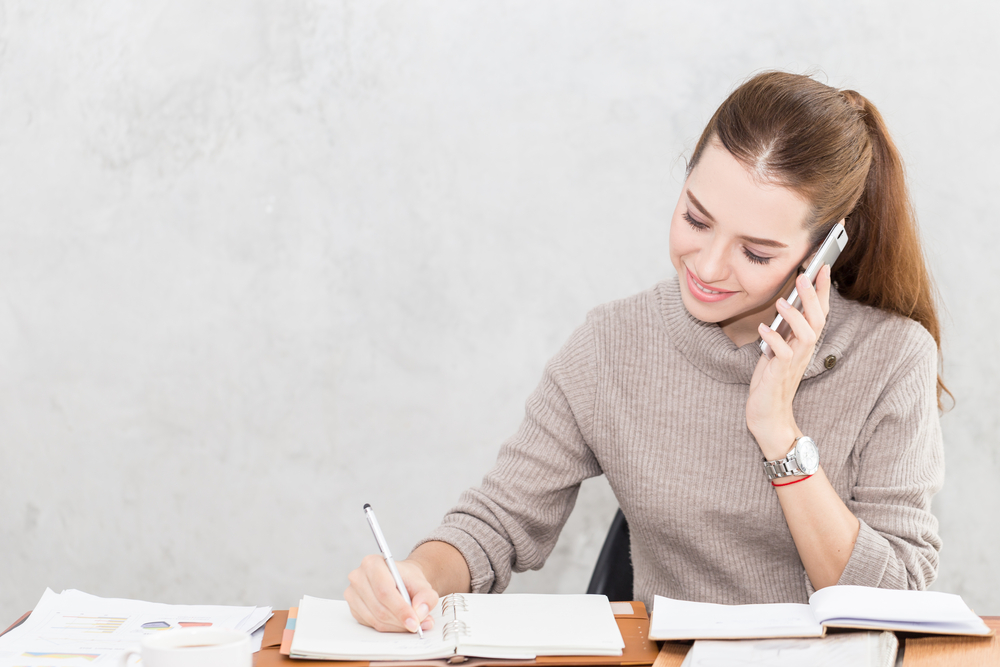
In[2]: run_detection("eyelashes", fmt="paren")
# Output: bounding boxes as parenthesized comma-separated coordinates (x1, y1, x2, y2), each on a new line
(743, 249, 770, 265)
(682, 211, 708, 231)
(682, 211, 772, 266)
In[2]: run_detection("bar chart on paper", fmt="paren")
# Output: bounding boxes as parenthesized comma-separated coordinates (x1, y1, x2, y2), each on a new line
(15, 652, 102, 666)
(48, 615, 128, 634)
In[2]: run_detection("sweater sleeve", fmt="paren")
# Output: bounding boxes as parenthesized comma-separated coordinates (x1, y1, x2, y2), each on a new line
(417, 320, 602, 594)
(835, 329, 945, 590)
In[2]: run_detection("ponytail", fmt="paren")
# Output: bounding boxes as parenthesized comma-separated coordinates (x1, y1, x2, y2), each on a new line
(833, 93, 951, 408)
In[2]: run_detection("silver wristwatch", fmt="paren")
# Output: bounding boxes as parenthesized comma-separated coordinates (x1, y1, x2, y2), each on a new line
(762, 436, 820, 480)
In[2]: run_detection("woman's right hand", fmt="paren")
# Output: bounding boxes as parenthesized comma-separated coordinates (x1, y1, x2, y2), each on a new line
(345, 554, 439, 633)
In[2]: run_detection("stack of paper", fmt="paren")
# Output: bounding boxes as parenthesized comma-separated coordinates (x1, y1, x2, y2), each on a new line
(680, 632, 899, 667)
(0, 589, 272, 667)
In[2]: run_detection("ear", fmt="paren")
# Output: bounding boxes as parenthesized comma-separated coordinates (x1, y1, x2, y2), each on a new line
(801, 218, 847, 270)
(800, 250, 817, 272)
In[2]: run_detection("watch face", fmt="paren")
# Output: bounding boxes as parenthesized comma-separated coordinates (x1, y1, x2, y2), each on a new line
(795, 437, 820, 474)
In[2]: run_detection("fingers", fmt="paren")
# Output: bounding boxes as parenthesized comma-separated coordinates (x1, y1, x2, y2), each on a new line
(759, 297, 816, 368)
(776, 296, 817, 354)
(410, 584, 439, 632)
(345, 554, 436, 633)
(815, 264, 832, 317)
(796, 266, 829, 335)
(758, 321, 795, 365)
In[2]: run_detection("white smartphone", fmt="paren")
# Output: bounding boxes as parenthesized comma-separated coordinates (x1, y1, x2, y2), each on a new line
(759, 222, 848, 358)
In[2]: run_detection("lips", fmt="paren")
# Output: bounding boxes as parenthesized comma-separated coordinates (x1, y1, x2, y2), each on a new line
(685, 268, 737, 303)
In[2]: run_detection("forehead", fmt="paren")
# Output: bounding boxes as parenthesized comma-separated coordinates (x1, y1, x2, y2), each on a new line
(687, 143, 812, 244)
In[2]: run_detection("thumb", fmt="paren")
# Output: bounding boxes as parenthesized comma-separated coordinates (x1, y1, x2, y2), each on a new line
(410, 586, 439, 629)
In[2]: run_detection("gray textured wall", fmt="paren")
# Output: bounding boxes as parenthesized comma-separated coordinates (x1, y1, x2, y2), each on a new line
(1, 1, 998, 622)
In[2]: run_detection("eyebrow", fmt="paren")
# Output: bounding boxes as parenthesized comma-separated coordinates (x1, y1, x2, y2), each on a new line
(687, 190, 789, 249)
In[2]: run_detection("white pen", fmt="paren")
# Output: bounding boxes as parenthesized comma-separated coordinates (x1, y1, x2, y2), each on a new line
(363, 503, 424, 639)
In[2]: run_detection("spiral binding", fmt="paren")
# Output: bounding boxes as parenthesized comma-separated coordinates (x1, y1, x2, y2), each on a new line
(442, 620, 470, 641)
(441, 593, 469, 615)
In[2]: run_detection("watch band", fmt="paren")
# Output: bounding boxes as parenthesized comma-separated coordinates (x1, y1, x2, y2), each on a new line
(762, 437, 814, 480)
(762, 455, 801, 480)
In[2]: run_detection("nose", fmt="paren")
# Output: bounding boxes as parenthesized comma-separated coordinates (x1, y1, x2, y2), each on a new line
(695, 236, 729, 284)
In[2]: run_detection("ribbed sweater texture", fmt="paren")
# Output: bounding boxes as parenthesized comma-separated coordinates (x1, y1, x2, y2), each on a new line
(422, 277, 944, 609)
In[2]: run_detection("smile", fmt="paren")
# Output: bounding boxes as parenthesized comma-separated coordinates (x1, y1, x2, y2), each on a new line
(685, 268, 737, 303)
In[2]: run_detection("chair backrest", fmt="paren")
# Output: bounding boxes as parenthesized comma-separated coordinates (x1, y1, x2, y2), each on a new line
(585, 508, 633, 601)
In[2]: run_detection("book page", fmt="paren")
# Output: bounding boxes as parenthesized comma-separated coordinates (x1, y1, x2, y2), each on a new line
(808, 586, 992, 635)
(454, 593, 625, 659)
(649, 595, 823, 640)
(680, 631, 898, 667)
(290, 596, 455, 660)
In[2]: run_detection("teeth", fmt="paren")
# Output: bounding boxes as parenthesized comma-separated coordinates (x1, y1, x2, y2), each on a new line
(695, 281, 721, 294)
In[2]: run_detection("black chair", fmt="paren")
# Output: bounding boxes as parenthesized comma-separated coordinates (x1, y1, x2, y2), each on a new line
(586, 508, 633, 601)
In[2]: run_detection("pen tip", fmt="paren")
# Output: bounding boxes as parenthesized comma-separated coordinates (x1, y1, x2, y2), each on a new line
(363, 503, 371, 510)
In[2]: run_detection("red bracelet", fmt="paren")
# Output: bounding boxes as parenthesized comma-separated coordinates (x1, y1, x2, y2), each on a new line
(772, 474, 813, 487)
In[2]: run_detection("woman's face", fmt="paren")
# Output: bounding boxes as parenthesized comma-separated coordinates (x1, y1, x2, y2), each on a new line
(669, 141, 814, 345)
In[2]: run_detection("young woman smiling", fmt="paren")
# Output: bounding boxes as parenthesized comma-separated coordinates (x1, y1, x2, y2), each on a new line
(345, 71, 947, 635)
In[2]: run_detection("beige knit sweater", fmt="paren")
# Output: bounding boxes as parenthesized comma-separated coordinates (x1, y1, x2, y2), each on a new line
(422, 277, 944, 608)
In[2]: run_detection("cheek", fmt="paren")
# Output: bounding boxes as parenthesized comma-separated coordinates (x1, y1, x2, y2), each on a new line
(740, 265, 795, 302)
(668, 214, 695, 259)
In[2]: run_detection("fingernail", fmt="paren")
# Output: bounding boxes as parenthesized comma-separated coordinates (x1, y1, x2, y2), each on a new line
(405, 618, 419, 633)
(777, 298, 788, 309)
(421, 618, 433, 631)
(417, 604, 429, 619)
(758, 323, 768, 332)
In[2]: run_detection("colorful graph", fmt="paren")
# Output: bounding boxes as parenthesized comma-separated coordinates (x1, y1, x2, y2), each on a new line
(49, 616, 126, 634)
(140, 619, 214, 630)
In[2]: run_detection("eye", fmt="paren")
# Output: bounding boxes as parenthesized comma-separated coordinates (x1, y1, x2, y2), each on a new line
(682, 211, 708, 230)
(743, 248, 772, 265)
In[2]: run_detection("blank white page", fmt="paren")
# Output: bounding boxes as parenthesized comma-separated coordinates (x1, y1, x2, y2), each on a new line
(650, 595, 823, 640)
(290, 596, 454, 660)
(455, 594, 624, 659)
(808, 586, 992, 634)
(681, 632, 898, 667)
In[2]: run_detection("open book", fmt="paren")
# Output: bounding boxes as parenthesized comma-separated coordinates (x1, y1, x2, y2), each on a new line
(650, 585, 993, 641)
(289, 593, 625, 661)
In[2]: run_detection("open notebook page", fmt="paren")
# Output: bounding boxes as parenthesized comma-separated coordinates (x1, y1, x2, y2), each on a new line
(290, 596, 455, 660)
(809, 586, 993, 635)
(454, 594, 625, 659)
(650, 595, 823, 640)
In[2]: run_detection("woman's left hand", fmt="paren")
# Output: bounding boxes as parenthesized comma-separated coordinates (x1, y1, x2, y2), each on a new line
(747, 264, 832, 461)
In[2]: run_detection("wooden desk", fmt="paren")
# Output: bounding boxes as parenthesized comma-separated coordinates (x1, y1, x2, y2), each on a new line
(902, 616, 1000, 666)
(6, 609, 998, 666)
(255, 606, 660, 667)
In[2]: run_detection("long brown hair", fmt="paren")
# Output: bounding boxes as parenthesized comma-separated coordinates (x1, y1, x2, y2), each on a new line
(689, 71, 950, 406)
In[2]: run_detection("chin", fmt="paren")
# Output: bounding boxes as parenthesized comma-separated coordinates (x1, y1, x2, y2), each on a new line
(679, 288, 733, 324)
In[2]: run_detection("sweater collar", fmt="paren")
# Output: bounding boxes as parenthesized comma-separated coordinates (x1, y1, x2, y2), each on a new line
(655, 276, 858, 385)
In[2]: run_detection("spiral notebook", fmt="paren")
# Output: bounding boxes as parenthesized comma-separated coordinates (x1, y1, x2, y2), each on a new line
(289, 594, 625, 661)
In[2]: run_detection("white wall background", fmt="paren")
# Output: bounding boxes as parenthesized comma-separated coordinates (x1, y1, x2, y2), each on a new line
(1, 1, 998, 622)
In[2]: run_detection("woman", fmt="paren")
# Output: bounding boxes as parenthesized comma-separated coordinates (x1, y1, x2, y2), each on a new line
(346, 71, 946, 635)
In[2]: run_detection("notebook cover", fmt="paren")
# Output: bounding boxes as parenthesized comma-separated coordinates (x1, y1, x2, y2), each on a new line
(255, 602, 657, 667)
(0, 612, 31, 638)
